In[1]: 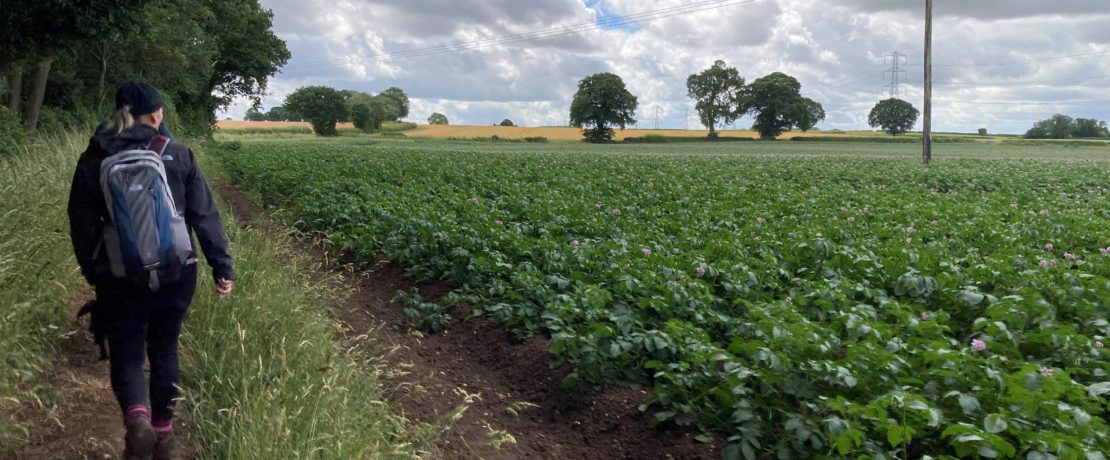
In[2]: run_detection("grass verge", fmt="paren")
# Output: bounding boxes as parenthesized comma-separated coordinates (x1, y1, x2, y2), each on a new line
(0, 130, 437, 457)
(179, 145, 432, 459)
(0, 131, 84, 455)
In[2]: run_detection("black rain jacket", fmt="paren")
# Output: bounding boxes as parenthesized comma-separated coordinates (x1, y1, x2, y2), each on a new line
(68, 124, 234, 286)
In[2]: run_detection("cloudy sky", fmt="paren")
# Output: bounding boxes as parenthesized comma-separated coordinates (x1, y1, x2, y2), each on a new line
(221, 0, 1110, 134)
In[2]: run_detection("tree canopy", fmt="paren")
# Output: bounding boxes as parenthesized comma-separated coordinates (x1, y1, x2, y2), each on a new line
(378, 87, 409, 121)
(868, 98, 920, 136)
(1025, 114, 1109, 139)
(686, 60, 745, 139)
(284, 86, 347, 136)
(1, 0, 289, 134)
(428, 112, 448, 125)
(741, 72, 824, 140)
(569, 72, 638, 143)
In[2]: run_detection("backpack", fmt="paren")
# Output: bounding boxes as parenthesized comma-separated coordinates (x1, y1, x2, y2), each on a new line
(99, 135, 193, 291)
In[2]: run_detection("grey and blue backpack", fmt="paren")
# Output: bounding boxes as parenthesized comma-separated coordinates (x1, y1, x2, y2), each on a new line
(98, 136, 193, 291)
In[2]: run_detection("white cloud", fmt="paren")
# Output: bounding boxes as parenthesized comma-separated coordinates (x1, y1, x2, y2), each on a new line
(226, 0, 1110, 134)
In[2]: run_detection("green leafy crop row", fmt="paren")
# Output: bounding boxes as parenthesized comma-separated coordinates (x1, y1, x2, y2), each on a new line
(218, 142, 1110, 459)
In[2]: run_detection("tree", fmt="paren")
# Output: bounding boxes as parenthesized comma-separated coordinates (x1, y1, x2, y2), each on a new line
(796, 98, 826, 132)
(428, 112, 449, 125)
(378, 87, 409, 121)
(499, 119, 515, 127)
(867, 98, 920, 136)
(1025, 114, 1076, 139)
(978, 128, 988, 136)
(284, 86, 347, 136)
(351, 104, 372, 131)
(245, 107, 266, 121)
(1074, 118, 1109, 138)
(686, 60, 745, 139)
(569, 72, 638, 143)
(740, 72, 824, 140)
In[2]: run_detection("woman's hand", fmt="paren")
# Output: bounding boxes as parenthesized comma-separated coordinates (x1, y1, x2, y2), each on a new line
(216, 278, 235, 299)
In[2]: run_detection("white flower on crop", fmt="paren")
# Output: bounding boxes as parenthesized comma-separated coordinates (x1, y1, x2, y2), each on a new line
(756, 217, 766, 224)
(642, 247, 652, 256)
(1039, 367, 1053, 377)
(1044, 243, 1054, 252)
(905, 226, 915, 233)
(570, 240, 580, 247)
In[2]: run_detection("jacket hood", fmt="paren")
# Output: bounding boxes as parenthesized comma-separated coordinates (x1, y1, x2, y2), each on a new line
(93, 123, 160, 156)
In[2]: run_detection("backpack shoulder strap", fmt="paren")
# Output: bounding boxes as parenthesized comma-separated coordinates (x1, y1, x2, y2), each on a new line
(147, 135, 170, 155)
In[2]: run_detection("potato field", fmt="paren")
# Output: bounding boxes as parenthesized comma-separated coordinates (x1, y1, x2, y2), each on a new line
(218, 139, 1110, 459)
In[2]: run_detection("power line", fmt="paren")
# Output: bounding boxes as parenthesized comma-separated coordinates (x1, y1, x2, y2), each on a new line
(934, 98, 1110, 106)
(285, 0, 763, 71)
(935, 74, 1110, 87)
(904, 50, 1110, 68)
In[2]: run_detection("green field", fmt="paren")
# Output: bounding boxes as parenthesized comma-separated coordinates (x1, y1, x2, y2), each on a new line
(218, 139, 1110, 458)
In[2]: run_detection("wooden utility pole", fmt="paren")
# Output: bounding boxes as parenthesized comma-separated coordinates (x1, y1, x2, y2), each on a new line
(923, 0, 933, 165)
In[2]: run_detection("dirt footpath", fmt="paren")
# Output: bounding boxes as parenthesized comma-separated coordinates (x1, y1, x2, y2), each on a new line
(11, 288, 194, 460)
(217, 182, 718, 460)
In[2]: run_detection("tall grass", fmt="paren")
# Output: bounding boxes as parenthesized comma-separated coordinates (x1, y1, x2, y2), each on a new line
(0, 130, 435, 457)
(179, 148, 431, 459)
(0, 131, 85, 454)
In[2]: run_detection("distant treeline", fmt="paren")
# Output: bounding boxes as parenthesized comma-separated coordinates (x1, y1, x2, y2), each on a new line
(1025, 114, 1109, 140)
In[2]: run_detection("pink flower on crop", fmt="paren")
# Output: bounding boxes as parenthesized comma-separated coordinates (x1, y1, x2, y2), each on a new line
(642, 247, 652, 256)
(906, 226, 915, 233)
(1044, 243, 1054, 252)
(1040, 367, 1053, 377)
(1064, 252, 1077, 261)
(494, 220, 504, 225)
(1050, 259, 1058, 268)
(612, 208, 621, 215)
(570, 239, 580, 247)
(756, 217, 766, 224)
(971, 339, 987, 352)
(920, 312, 929, 321)
(847, 216, 856, 222)
(696, 266, 706, 277)
(1038, 259, 1048, 269)
(1097, 341, 1105, 348)
(1101, 247, 1110, 255)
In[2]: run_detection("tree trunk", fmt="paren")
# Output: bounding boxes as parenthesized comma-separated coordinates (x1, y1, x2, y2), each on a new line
(23, 58, 53, 131)
(7, 67, 22, 113)
(96, 42, 110, 111)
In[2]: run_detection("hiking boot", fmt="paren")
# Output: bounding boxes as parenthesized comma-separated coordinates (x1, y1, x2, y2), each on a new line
(153, 432, 174, 460)
(124, 419, 156, 460)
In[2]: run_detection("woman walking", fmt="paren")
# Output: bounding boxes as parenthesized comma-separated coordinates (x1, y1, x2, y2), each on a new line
(68, 82, 235, 459)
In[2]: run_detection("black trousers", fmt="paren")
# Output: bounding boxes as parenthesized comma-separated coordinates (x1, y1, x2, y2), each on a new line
(95, 264, 197, 422)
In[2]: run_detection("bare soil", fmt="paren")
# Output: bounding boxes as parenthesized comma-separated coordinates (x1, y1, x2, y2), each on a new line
(216, 182, 719, 460)
(11, 288, 194, 460)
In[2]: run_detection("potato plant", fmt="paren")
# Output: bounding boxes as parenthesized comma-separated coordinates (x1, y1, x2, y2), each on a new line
(219, 141, 1110, 459)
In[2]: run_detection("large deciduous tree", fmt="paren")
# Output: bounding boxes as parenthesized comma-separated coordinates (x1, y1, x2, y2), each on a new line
(569, 72, 638, 143)
(686, 60, 745, 139)
(1073, 118, 1109, 138)
(378, 87, 410, 121)
(868, 98, 920, 136)
(741, 72, 825, 140)
(427, 112, 448, 125)
(284, 86, 348, 136)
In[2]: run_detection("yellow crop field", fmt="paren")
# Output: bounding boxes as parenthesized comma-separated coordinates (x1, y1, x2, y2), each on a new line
(215, 120, 901, 140)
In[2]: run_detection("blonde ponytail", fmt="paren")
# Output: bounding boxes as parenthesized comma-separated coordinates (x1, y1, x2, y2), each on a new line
(105, 106, 135, 134)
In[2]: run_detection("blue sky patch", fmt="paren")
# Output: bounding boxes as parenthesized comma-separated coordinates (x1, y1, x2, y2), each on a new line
(584, 0, 642, 32)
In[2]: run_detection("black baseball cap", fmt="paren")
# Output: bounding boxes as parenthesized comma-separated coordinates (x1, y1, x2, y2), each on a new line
(115, 82, 164, 117)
